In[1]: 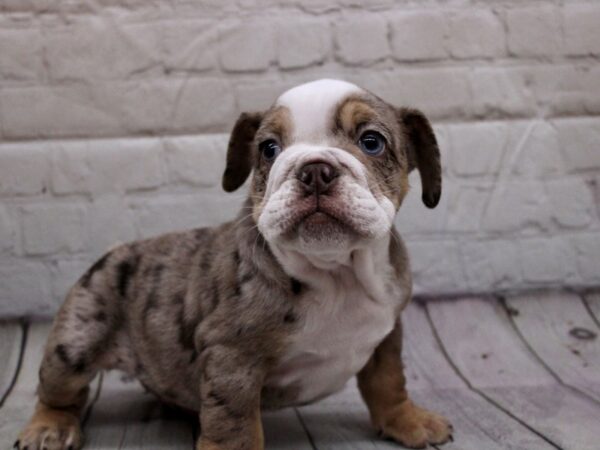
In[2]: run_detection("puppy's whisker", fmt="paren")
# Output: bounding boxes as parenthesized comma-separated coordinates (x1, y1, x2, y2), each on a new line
(233, 212, 257, 228)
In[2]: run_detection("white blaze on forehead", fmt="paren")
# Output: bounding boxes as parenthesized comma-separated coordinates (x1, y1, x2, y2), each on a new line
(276, 79, 363, 142)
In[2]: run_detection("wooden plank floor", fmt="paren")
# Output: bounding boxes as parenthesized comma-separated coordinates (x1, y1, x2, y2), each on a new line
(1, 291, 599, 450)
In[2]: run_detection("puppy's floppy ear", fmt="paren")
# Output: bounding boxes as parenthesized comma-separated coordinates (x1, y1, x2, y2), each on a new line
(398, 108, 442, 208)
(222, 112, 264, 192)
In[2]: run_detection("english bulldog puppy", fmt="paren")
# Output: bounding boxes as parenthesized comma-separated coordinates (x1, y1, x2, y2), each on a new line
(16, 79, 451, 450)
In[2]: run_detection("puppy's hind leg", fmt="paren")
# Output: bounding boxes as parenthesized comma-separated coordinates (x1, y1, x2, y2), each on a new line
(17, 277, 120, 450)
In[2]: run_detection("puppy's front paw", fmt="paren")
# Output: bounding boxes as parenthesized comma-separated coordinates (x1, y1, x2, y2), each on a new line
(197, 438, 225, 450)
(16, 406, 83, 450)
(376, 400, 452, 448)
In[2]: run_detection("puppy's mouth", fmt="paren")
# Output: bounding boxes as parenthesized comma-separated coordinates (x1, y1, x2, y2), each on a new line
(284, 195, 358, 241)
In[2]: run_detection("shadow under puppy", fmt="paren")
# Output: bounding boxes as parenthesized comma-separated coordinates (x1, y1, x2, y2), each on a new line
(16, 79, 451, 450)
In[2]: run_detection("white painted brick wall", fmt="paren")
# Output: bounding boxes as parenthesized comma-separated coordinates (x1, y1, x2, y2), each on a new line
(0, 0, 599, 317)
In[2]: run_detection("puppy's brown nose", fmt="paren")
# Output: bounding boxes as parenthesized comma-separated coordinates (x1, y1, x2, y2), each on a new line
(297, 162, 338, 195)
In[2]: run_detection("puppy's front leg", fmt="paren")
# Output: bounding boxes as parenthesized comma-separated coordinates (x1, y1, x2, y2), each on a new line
(197, 345, 265, 450)
(357, 322, 452, 448)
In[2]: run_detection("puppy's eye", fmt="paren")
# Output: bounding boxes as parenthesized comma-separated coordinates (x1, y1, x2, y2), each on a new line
(259, 139, 282, 161)
(358, 131, 385, 156)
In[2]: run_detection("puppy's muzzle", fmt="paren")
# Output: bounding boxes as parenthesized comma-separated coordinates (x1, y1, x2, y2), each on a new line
(296, 161, 339, 196)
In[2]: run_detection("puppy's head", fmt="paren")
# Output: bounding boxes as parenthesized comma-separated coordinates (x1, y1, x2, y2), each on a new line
(223, 79, 441, 254)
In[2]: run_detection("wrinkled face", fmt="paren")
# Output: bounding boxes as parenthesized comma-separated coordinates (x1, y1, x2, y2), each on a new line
(222, 79, 441, 255)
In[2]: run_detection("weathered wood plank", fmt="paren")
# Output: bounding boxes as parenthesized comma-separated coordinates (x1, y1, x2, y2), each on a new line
(0, 324, 100, 449)
(83, 371, 195, 450)
(263, 409, 315, 449)
(582, 291, 600, 327)
(403, 302, 554, 450)
(0, 322, 24, 407)
(428, 297, 600, 450)
(505, 291, 600, 403)
(85, 370, 314, 449)
(297, 303, 553, 450)
(0, 321, 312, 450)
(0, 324, 52, 448)
(298, 382, 395, 450)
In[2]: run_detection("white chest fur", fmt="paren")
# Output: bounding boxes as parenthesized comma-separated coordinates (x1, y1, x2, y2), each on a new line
(266, 267, 400, 404)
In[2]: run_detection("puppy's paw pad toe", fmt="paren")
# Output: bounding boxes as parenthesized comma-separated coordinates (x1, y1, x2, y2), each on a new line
(17, 411, 83, 450)
(379, 402, 453, 448)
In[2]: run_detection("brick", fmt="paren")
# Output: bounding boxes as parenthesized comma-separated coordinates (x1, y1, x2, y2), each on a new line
(510, 121, 564, 177)
(519, 238, 576, 283)
(583, 66, 600, 114)
(555, 118, 600, 171)
(523, 65, 588, 117)
(406, 240, 466, 295)
(563, 4, 600, 56)
(0, 85, 125, 139)
(0, 261, 52, 318)
(219, 22, 275, 72)
(21, 204, 87, 255)
(447, 122, 507, 177)
(506, 6, 562, 57)
(1, 77, 237, 139)
(291, 0, 340, 13)
(0, 0, 52, 12)
(165, 134, 228, 187)
(167, 78, 236, 132)
(338, 0, 394, 10)
(162, 19, 218, 72)
(109, 78, 236, 134)
(0, 142, 49, 196)
(277, 19, 330, 69)
(51, 138, 165, 195)
(131, 191, 246, 238)
(571, 234, 600, 283)
(87, 195, 137, 255)
(389, 11, 447, 61)
(469, 68, 536, 118)
(235, 79, 296, 113)
(0, 28, 44, 82)
(460, 239, 522, 291)
(334, 15, 389, 65)
(545, 178, 595, 229)
(395, 172, 450, 236)
(50, 258, 94, 301)
(481, 181, 552, 233)
(171, 0, 228, 12)
(363, 68, 470, 119)
(0, 206, 13, 253)
(446, 185, 491, 233)
(45, 19, 162, 81)
(447, 9, 505, 59)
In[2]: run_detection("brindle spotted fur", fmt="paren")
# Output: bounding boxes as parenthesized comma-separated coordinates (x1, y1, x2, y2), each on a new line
(17, 80, 449, 450)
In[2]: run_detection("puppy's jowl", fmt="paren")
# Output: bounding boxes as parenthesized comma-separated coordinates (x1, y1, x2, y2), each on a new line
(17, 79, 451, 450)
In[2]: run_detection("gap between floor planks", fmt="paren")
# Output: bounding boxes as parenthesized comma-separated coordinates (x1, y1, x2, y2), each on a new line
(1, 291, 599, 450)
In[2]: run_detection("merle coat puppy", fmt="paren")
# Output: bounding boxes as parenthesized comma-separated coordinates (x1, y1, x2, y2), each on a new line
(16, 79, 451, 450)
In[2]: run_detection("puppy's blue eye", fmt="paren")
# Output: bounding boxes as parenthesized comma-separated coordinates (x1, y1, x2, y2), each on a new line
(358, 131, 386, 156)
(259, 139, 282, 161)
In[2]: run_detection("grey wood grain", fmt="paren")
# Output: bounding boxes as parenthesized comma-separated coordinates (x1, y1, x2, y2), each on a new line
(0, 324, 101, 449)
(296, 303, 553, 450)
(0, 322, 23, 407)
(428, 297, 600, 450)
(0, 324, 51, 448)
(403, 303, 554, 450)
(83, 371, 195, 450)
(298, 382, 396, 450)
(263, 409, 315, 450)
(505, 291, 600, 403)
(582, 291, 600, 328)
(84, 369, 314, 449)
